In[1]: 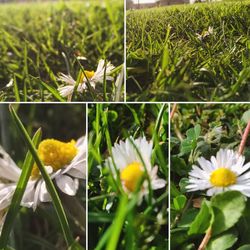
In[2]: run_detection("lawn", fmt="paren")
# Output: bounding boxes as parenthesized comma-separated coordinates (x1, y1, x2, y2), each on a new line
(0, 0, 124, 102)
(127, 0, 250, 101)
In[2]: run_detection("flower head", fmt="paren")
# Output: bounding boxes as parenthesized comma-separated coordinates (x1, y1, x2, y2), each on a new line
(29, 136, 86, 210)
(0, 136, 86, 212)
(105, 137, 166, 201)
(57, 59, 115, 98)
(186, 148, 250, 196)
(196, 26, 214, 41)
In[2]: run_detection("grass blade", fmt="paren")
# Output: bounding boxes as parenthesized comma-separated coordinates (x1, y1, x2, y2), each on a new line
(0, 129, 42, 248)
(39, 80, 66, 102)
(13, 75, 20, 102)
(105, 195, 128, 250)
(9, 105, 74, 247)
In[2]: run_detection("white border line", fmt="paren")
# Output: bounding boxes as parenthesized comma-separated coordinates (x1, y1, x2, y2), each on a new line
(86, 103, 88, 250)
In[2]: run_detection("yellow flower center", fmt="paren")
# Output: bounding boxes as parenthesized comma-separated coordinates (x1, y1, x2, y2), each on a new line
(210, 168, 236, 187)
(81, 70, 95, 82)
(31, 139, 77, 179)
(120, 162, 144, 192)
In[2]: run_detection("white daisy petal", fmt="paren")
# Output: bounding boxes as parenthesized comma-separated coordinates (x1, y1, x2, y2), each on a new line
(39, 182, 51, 202)
(55, 175, 77, 196)
(151, 179, 166, 190)
(0, 146, 21, 182)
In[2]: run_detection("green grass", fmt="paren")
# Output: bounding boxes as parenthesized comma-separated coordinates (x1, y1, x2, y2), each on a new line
(127, 0, 250, 101)
(0, 0, 124, 102)
(88, 104, 168, 250)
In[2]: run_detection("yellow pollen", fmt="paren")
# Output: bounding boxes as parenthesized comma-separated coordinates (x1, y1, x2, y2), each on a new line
(120, 162, 144, 192)
(81, 70, 95, 82)
(31, 139, 77, 179)
(210, 168, 236, 187)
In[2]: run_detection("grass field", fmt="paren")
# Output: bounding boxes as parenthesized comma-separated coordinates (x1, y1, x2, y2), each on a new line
(88, 104, 168, 249)
(127, 0, 250, 101)
(0, 0, 124, 102)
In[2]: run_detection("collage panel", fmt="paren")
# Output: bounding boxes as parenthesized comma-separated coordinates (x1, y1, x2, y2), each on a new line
(88, 103, 168, 249)
(126, 0, 249, 102)
(2, 0, 250, 249)
(0, 0, 124, 102)
(0, 104, 86, 249)
(170, 104, 250, 249)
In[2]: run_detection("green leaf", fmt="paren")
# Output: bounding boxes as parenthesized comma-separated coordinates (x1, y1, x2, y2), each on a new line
(237, 245, 250, 250)
(178, 208, 199, 229)
(171, 181, 182, 197)
(242, 110, 250, 124)
(188, 200, 212, 235)
(171, 157, 189, 176)
(186, 124, 201, 140)
(180, 124, 201, 154)
(39, 80, 66, 102)
(211, 191, 246, 235)
(173, 195, 187, 211)
(207, 233, 237, 250)
(0, 129, 41, 248)
(179, 178, 189, 193)
(181, 139, 195, 154)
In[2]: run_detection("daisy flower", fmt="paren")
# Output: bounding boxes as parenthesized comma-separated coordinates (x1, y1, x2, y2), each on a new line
(105, 136, 166, 201)
(186, 148, 250, 196)
(0, 136, 86, 212)
(58, 59, 115, 98)
(196, 26, 214, 41)
(29, 136, 86, 210)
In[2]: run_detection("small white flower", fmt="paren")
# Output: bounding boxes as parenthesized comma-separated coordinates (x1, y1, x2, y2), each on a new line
(186, 148, 250, 196)
(105, 136, 166, 202)
(6, 79, 13, 88)
(57, 59, 115, 98)
(196, 26, 214, 41)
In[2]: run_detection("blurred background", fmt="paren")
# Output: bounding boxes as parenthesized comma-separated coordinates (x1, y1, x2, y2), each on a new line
(126, 0, 224, 9)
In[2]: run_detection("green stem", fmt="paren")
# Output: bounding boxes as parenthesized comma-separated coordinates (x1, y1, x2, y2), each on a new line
(9, 105, 74, 247)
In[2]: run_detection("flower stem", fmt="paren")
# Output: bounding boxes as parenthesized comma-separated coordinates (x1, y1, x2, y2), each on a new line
(170, 103, 178, 121)
(238, 121, 250, 155)
(198, 227, 212, 250)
